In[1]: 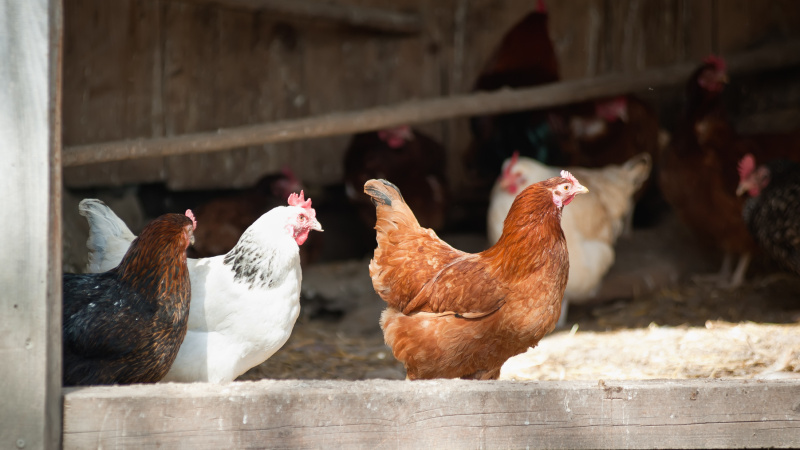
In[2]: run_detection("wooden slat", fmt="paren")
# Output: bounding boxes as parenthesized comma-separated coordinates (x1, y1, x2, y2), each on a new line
(62, 379, 800, 449)
(0, 0, 63, 449)
(61, 0, 166, 187)
(172, 0, 422, 34)
(62, 38, 800, 167)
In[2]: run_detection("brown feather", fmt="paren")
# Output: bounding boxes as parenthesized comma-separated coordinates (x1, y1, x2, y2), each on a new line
(366, 177, 572, 380)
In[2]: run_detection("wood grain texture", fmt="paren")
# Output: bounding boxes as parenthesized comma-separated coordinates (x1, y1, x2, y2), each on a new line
(173, 0, 422, 34)
(61, 0, 166, 187)
(59, 0, 800, 189)
(63, 379, 800, 449)
(0, 0, 62, 448)
(62, 39, 800, 167)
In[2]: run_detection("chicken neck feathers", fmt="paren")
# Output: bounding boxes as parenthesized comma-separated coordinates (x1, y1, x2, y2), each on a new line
(63, 214, 192, 386)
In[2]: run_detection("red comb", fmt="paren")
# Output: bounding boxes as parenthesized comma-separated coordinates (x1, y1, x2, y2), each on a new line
(703, 54, 727, 71)
(287, 190, 312, 209)
(738, 154, 756, 180)
(560, 170, 580, 186)
(185, 209, 197, 230)
(503, 151, 520, 178)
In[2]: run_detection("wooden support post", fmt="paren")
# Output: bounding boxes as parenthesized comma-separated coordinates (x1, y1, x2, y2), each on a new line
(0, 0, 63, 449)
(63, 379, 800, 449)
(62, 39, 800, 168)
(174, 0, 422, 34)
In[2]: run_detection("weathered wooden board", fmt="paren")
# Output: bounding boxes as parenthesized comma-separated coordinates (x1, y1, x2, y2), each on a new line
(176, 0, 422, 35)
(61, 39, 800, 168)
(63, 379, 800, 449)
(62, 0, 166, 187)
(0, 0, 62, 449)
(60, 0, 800, 190)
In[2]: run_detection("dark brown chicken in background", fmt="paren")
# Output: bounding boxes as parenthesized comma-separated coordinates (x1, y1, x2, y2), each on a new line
(62, 211, 195, 386)
(554, 95, 664, 224)
(468, 0, 563, 179)
(137, 168, 321, 266)
(344, 125, 448, 232)
(467, 1, 662, 206)
(365, 172, 588, 380)
(660, 56, 800, 287)
(659, 56, 754, 287)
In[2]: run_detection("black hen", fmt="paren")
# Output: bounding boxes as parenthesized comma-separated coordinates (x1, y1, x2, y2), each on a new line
(62, 211, 196, 386)
(737, 154, 800, 275)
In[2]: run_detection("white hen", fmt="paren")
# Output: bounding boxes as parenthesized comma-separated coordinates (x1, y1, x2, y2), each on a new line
(79, 192, 322, 383)
(488, 153, 652, 326)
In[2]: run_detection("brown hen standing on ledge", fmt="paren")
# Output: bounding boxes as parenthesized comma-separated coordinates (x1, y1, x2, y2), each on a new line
(62, 211, 196, 386)
(365, 173, 588, 380)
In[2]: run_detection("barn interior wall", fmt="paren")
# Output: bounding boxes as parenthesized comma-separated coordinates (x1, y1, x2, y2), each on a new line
(61, 0, 800, 191)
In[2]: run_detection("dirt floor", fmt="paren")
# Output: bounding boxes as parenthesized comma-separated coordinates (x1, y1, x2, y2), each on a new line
(240, 213, 800, 382)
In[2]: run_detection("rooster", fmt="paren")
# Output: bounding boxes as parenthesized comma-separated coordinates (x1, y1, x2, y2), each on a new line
(79, 192, 322, 383)
(344, 125, 448, 232)
(364, 172, 588, 380)
(63, 211, 196, 386)
(488, 152, 652, 326)
(737, 154, 800, 275)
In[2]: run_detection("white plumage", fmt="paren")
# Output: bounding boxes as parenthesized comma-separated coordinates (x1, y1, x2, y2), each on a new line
(78, 197, 321, 383)
(487, 153, 652, 326)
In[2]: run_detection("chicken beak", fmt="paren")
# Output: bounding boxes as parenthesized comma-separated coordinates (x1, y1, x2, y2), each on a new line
(576, 184, 589, 195)
(735, 183, 747, 197)
(190, 234, 196, 246)
(310, 219, 323, 232)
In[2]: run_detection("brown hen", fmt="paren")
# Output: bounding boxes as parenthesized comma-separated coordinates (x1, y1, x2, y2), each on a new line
(365, 173, 587, 380)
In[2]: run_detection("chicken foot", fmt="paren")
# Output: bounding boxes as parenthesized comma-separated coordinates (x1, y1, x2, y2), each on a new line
(691, 252, 750, 288)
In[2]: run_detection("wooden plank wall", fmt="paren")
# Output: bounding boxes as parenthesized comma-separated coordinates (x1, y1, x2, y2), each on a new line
(63, 379, 800, 449)
(62, 0, 800, 191)
(0, 0, 63, 449)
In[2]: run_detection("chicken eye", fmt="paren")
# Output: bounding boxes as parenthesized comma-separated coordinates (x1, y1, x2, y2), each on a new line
(299, 214, 307, 221)
(563, 185, 570, 191)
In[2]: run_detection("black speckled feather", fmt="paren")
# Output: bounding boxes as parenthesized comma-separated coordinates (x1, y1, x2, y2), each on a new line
(743, 160, 800, 275)
(222, 230, 278, 289)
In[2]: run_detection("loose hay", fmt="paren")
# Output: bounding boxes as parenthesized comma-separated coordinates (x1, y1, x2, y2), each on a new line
(501, 321, 800, 381)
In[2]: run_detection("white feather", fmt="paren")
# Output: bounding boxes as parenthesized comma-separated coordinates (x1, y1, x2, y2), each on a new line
(487, 154, 652, 325)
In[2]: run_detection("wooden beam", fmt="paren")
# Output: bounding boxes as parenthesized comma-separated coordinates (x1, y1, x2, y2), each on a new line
(62, 39, 800, 167)
(63, 379, 800, 449)
(0, 0, 63, 449)
(173, 0, 422, 34)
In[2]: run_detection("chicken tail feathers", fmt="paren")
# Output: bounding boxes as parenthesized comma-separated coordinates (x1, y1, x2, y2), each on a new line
(364, 179, 421, 231)
(622, 153, 653, 190)
(78, 199, 136, 273)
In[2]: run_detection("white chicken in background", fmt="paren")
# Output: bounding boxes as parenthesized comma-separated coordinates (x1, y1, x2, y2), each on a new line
(78, 192, 323, 383)
(488, 152, 652, 326)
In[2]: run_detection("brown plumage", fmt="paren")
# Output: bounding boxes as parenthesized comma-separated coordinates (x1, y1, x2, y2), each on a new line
(561, 96, 661, 169)
(62, 211, 195, 386)
(660, 56, 800, 286)
(344, 126, 448, 231)
(365, 174, 587, 380)
(467, 0, 565, 178)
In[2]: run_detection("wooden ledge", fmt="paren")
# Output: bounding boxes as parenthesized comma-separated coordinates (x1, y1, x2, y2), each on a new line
(63, 378, 800, 449)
